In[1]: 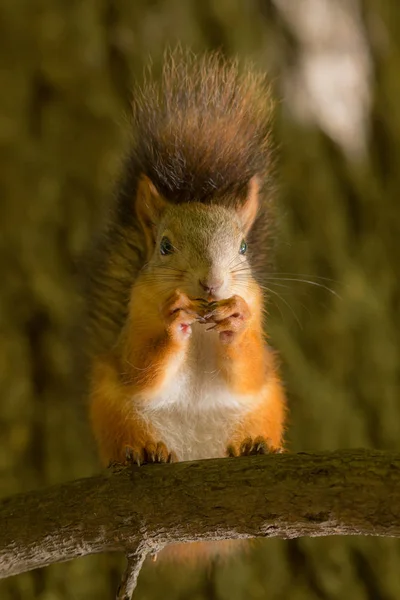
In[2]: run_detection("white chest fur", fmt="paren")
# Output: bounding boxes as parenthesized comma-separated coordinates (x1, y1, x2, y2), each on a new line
(138, 324, 252, 461)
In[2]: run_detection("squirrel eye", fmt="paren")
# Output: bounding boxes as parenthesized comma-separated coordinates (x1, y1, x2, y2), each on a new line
(239, 239, 247, 255)
(160, 236, 174, 256)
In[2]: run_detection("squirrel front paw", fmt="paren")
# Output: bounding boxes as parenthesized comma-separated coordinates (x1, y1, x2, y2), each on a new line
(226, 436, 283, 457)
(124, 442, 177, 466)
(162, 290, 207, 341)
(204, 294, 250, 343)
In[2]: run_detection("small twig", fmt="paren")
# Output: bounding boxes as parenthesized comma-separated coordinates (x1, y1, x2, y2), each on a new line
(116, 549, 148, 600)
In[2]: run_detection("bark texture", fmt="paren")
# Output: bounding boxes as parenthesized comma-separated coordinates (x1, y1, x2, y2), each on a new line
(1, 450, 400, 582)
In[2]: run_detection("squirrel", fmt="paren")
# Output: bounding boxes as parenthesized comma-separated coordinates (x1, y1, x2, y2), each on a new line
(85, 50, 286, 558)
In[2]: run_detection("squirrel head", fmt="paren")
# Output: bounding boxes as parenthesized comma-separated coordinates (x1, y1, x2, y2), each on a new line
(135, 175, 260, 301)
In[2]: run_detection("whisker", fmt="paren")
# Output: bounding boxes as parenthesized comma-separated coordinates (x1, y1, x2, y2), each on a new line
(233, 274, 294, 292)
(258, 284, 303, 330)
(134, 278, 182, 287)
(233, 281, 290, 327)
(157, 264, 188, 274)
(226, 253, 243, 269)
(264, 277, 340, 299)
(133, 279, 182, 293)
(268, 272, 341, 284)
(122, 358, 153, 373)
(230, 266, 252, 275)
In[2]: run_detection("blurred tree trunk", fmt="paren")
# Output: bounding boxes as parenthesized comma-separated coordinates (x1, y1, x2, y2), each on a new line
(1, 1, 400, 599)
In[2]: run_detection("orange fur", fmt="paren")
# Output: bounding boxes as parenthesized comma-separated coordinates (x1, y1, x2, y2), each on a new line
(87, 51, 285, 564)
(90, 356, 157, 465)
(213, 289, 269, 395)
(89, 286, 285, 563)
(88, 215, 286, 564)
(90, 285, 209, 463)
(226, 379, 286, 453)
(90, 278, 285, 462)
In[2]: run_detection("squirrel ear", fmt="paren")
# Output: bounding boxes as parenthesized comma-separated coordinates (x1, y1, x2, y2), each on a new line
(136, 175, 168, 255)
(237, 175, 260, 235)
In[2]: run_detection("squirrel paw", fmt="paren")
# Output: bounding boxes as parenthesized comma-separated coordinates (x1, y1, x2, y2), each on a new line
(162, 290, 207, 340)
(124, 442, 177, 466)
(226, 436, 283, 457)
(204, 295, 250, 343)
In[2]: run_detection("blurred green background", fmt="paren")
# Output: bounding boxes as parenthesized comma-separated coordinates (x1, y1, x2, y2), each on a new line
(1, 0, 400, 598)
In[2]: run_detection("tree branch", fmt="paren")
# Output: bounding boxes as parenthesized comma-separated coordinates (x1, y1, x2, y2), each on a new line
(117, 549, 148, 600)
(1, 450, 400, 595)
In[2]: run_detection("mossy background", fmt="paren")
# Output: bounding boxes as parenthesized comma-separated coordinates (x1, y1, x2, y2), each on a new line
(1, 1, 400, 598)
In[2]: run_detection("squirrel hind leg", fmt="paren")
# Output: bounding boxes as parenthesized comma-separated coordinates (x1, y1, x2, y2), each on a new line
(227, 436, 284, 457)
(124, 442, 177, 466)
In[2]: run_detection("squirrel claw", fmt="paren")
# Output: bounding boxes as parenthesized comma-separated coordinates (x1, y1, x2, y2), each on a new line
(196, 316, 207, 323)
(226, 436, 283, 457)
(226, 444, 236, 458)
(123, 442, 176, 466)
(202, 295, 250, 341)
(152, 441, 173, 463)
(125, 445, 143, 466)
(162, 291, 208, 339)
(207, 301, 219, 310)
(192, 297, 210, 306)
(240, 437, 265, 456)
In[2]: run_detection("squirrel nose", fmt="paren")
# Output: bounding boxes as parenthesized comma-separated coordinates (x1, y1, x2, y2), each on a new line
(199, 278, 223, 294)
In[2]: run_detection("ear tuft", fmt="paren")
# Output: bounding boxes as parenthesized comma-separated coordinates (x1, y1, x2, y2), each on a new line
(237, 175, 260, 235)
(135, 175, 168, 256)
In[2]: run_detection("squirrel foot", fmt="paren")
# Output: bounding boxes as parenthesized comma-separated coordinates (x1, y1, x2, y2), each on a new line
(204, 295, 250, 343)
(226, 436, 283, 457)
(124, 442, 177, 466)
(162, 290, 208, 340)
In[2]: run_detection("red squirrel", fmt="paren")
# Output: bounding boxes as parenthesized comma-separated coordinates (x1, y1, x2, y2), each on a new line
(85, 50, 286, 559)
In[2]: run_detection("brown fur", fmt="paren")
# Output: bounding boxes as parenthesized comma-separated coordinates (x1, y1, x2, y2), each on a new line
(127, 49, 274, 204)
(83, 49, 276, 357)
(85, 50, 284, 565)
